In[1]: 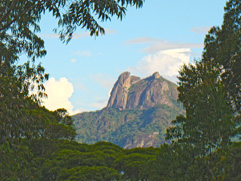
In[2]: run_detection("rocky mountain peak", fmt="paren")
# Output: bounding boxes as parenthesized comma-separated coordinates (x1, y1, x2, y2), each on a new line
(73, 72, 183, 149)
(107, 72, 178, 110)
(116, 71, 131, 88)
(152, 72, 161, 79)
(106, 72, 141, 110)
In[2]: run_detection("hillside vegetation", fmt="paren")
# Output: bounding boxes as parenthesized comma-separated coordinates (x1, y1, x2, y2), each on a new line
(73, 103, 184, 148)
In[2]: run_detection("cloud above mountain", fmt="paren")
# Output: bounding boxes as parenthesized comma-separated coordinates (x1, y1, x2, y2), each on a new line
(126, 37, 203, 53)
(128, 48, 191, 83)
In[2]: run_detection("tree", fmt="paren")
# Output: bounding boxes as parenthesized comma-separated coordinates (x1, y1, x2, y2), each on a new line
(203, 0, 241, 124)
(0, 0, 144, 157)
(0, 0, 145, 64)
(166, 0, 241, 155)
(1, 1, 145, 178)
(164, 0, 241, 179)
(0, 0, 145, 147)
(0, 142, 33, 180)
(34, 141, 123, 180)
(0, 62, 48, 144)
(114, 148, 157, 180)
(165, 61, 236, 179)
(58, 166, 121, 181)
(166, 61, 235, 157)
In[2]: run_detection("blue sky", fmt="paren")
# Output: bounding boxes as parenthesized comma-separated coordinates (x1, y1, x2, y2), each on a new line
(26, 0, 228, 114)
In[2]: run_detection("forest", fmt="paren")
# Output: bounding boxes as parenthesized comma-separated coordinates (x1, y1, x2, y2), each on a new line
(0, 0, 240, 180)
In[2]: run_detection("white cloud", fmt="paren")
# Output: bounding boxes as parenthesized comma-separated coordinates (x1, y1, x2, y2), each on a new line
(38, 33, 59, 39)
(72, 32, 90, 39)
(38, 28, 116, 40)
(126, 37, 158, 44)
(38, 32, 89, 39)
(128, 48, 191, 83)
(71, 58, 77, 63)
(91, 74, 115, 89)
(191, 26, 211, 35)
(74, 50, 91, 57)
(43, 77, 79, 115)
(70, 51, 91, 63)
(126, 37, 203, 53)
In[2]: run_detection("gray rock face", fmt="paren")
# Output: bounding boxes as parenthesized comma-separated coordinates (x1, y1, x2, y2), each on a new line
(107, 72, 141, 110)
(107, 71, 178, 110)
(123, 132, 160, 149)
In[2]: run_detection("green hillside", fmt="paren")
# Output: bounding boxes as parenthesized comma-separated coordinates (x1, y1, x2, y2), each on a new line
(73, 102, 184, 148)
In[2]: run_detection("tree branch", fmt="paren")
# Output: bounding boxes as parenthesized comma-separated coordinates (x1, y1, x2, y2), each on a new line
(0, 0, 18, 24)
(0, 0, 44, 32)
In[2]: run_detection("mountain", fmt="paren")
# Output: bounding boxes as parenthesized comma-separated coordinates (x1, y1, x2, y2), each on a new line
(72, 72, 184, 148)
(107, 71, 178, 110)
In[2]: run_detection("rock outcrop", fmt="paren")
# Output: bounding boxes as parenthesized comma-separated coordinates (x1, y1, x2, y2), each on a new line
(107, 72, 141, 110)
(123, 132, 160, 149)
(107, 71, 178, 110)
(73, 72, 183, 149)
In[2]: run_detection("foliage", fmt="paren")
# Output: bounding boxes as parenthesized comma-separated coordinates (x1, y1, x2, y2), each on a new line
(0, 60, 75, 179)
(73, 103, 184, 148)
(201, 0, 241, 139)
(163, 0, 241, 180)
(210, 142, 241, 180)
(203, 0, 241, 115)
(0, 142, 33, 180)
(58, 166, 121, 181)
(0, 63, 45, 144)
(1, 137, 239, 180)
(1, 0, 145, 179)
(0, 0, 145, 64)
(166, 61, 235, 157)
(26, 140, 160, 181)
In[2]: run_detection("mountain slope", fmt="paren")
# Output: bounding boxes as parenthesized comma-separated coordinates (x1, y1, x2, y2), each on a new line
(73, 72, 184, 148)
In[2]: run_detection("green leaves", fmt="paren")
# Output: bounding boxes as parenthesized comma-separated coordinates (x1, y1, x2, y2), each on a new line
(0, 142, 33, 180)
(29, 140, 160, 180)
(1, 0, 145, 62)
(203, 0, 241, 116)
(168, 61, 235, 157)
(164, 0, 241, 179)
(56, 0, 144, 42)
(58, 166, 121, 180)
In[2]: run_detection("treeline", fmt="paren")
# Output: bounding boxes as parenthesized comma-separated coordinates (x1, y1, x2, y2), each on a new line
(1, 138, 240, 180)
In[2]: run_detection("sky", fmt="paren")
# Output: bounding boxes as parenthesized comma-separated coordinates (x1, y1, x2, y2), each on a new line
(22, 0, 228, 114)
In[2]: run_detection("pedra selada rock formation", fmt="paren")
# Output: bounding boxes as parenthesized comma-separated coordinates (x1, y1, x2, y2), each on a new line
(107, 71, 178, 110)
(73, 72, 184, 149)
